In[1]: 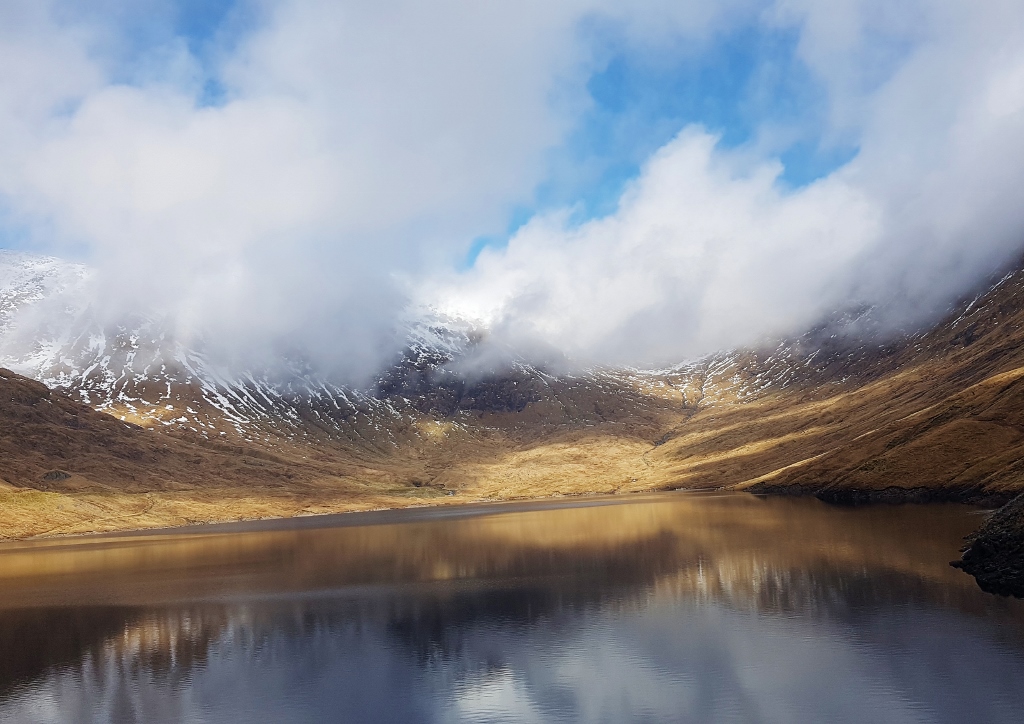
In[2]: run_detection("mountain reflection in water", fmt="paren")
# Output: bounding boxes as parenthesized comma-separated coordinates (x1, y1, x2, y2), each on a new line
(0, 492, 1022, 723)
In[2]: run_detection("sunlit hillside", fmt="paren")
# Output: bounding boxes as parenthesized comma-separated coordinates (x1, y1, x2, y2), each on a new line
(3, 255, 1024, 538)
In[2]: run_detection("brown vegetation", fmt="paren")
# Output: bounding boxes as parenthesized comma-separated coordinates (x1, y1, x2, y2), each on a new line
(5, 261, 1024, 539)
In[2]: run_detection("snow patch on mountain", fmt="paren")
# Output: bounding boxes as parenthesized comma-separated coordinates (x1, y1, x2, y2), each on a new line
(0, 252, 840, 443)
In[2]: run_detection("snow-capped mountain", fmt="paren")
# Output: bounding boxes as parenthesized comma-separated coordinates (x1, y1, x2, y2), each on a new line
(2, 249, 967, 461)
(0, 251, 403, 443)
(0, 252, 734, 448)
(5, 249, 1024, 543)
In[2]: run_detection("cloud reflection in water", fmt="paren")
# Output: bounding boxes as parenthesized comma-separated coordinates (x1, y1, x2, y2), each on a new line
(0, 493, 1022, 723)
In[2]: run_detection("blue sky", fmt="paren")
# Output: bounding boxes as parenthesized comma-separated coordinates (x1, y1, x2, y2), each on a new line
(173, 0, 238, 47)
(462, 22, 859, 267)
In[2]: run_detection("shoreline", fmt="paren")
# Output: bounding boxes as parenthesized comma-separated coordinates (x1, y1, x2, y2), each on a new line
(0, 488, 729, 548)
(2, 481, 1002, 546)
(2, 481, 1020, 598)
(745, 481, 1015, 507)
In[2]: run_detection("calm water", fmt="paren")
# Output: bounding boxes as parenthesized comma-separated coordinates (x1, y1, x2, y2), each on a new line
(0, 492, 1022, 723)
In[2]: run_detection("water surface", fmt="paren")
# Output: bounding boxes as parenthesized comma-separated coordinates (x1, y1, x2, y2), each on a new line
(0, 491, 1022, 723)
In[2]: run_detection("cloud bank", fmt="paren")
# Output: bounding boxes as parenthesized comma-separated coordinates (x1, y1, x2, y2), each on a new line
(1, 0, 1024, 375)
(431, 0, 1024, 365)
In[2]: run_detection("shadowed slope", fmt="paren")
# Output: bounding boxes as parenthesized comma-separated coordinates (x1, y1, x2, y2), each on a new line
(5, 259, 1024, 540)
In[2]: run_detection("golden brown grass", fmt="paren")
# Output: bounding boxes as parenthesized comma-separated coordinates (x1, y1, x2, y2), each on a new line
(5, 263, 1024, 538)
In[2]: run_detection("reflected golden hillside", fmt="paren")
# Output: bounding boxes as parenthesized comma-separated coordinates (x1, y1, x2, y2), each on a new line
(0, 493, 989, 610)
(1, 493, 1022, 701)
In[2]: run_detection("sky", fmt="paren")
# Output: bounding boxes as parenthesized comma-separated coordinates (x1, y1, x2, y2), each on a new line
(1, 0, 1024, 376)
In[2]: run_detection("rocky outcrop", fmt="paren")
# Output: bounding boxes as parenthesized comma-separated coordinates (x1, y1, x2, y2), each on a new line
(747, 481, 1015, 507)
(953, 493, 1024, 597)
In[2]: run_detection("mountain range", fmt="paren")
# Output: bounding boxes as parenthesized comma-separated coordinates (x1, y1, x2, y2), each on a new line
(2, 249, 1024, 592)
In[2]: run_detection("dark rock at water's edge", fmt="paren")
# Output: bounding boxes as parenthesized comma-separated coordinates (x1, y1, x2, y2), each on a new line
(953, 493, 1024, 598)
(746, 482, 1014, 508)
(815, 486, 1015, 507)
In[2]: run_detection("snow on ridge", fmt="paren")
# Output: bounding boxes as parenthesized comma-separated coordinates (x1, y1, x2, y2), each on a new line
(0, 250, 89, 338)
(0, 253, 454, 441)
(0, 251, 836, 438)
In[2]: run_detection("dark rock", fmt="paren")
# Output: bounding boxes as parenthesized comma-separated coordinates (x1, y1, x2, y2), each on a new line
(953, 492, 1024, 598)
(748, 481, 1013, 507)
(814, 485, 1012, 506)
(376, 348, 540, 416)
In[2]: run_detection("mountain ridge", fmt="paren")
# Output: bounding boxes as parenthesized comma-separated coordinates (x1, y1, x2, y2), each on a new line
(3, 251, 1024, 578)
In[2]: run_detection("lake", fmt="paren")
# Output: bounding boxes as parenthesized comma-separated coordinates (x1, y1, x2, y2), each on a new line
(0, 491, 1022, 723)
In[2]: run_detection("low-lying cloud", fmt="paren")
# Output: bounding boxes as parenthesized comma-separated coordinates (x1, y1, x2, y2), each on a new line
(430, 129, 880, 364)
(430, 0, 1024, 365)
(1, 0, 1024, 377)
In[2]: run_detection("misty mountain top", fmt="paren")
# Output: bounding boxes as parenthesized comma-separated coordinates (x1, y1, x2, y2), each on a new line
(0, 248, 969, 390)
(1, 247, 1015, 452)
(0, 1, 1023, 380)
(4, 238, 1024, 539)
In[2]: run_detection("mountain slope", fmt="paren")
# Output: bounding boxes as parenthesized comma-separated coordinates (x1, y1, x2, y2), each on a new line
(0, 366, 467, 537)
(707, 267, 1024, 502)
(3, 252, 1024, 541)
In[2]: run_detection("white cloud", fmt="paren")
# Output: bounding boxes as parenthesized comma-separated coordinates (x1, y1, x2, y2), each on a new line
(0, 0, 756, 377)
(2, 0, 1024, 374)
(430, 129, 879, 365)
(431, 0, 1024, 366)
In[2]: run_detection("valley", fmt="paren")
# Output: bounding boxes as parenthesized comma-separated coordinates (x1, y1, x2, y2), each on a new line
(3, 251, 1024, 591)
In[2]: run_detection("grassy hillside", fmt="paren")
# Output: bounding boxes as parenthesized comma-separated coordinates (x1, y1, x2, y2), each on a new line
(4, 261, 1024, 538)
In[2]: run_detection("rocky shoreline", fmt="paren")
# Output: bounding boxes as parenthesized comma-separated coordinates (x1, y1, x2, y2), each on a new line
(746, 482, 1015, 507)
(951, 493, 1024, 598)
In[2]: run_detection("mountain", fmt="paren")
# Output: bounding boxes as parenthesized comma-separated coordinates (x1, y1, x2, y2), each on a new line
(4, 249, 1024, 588)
